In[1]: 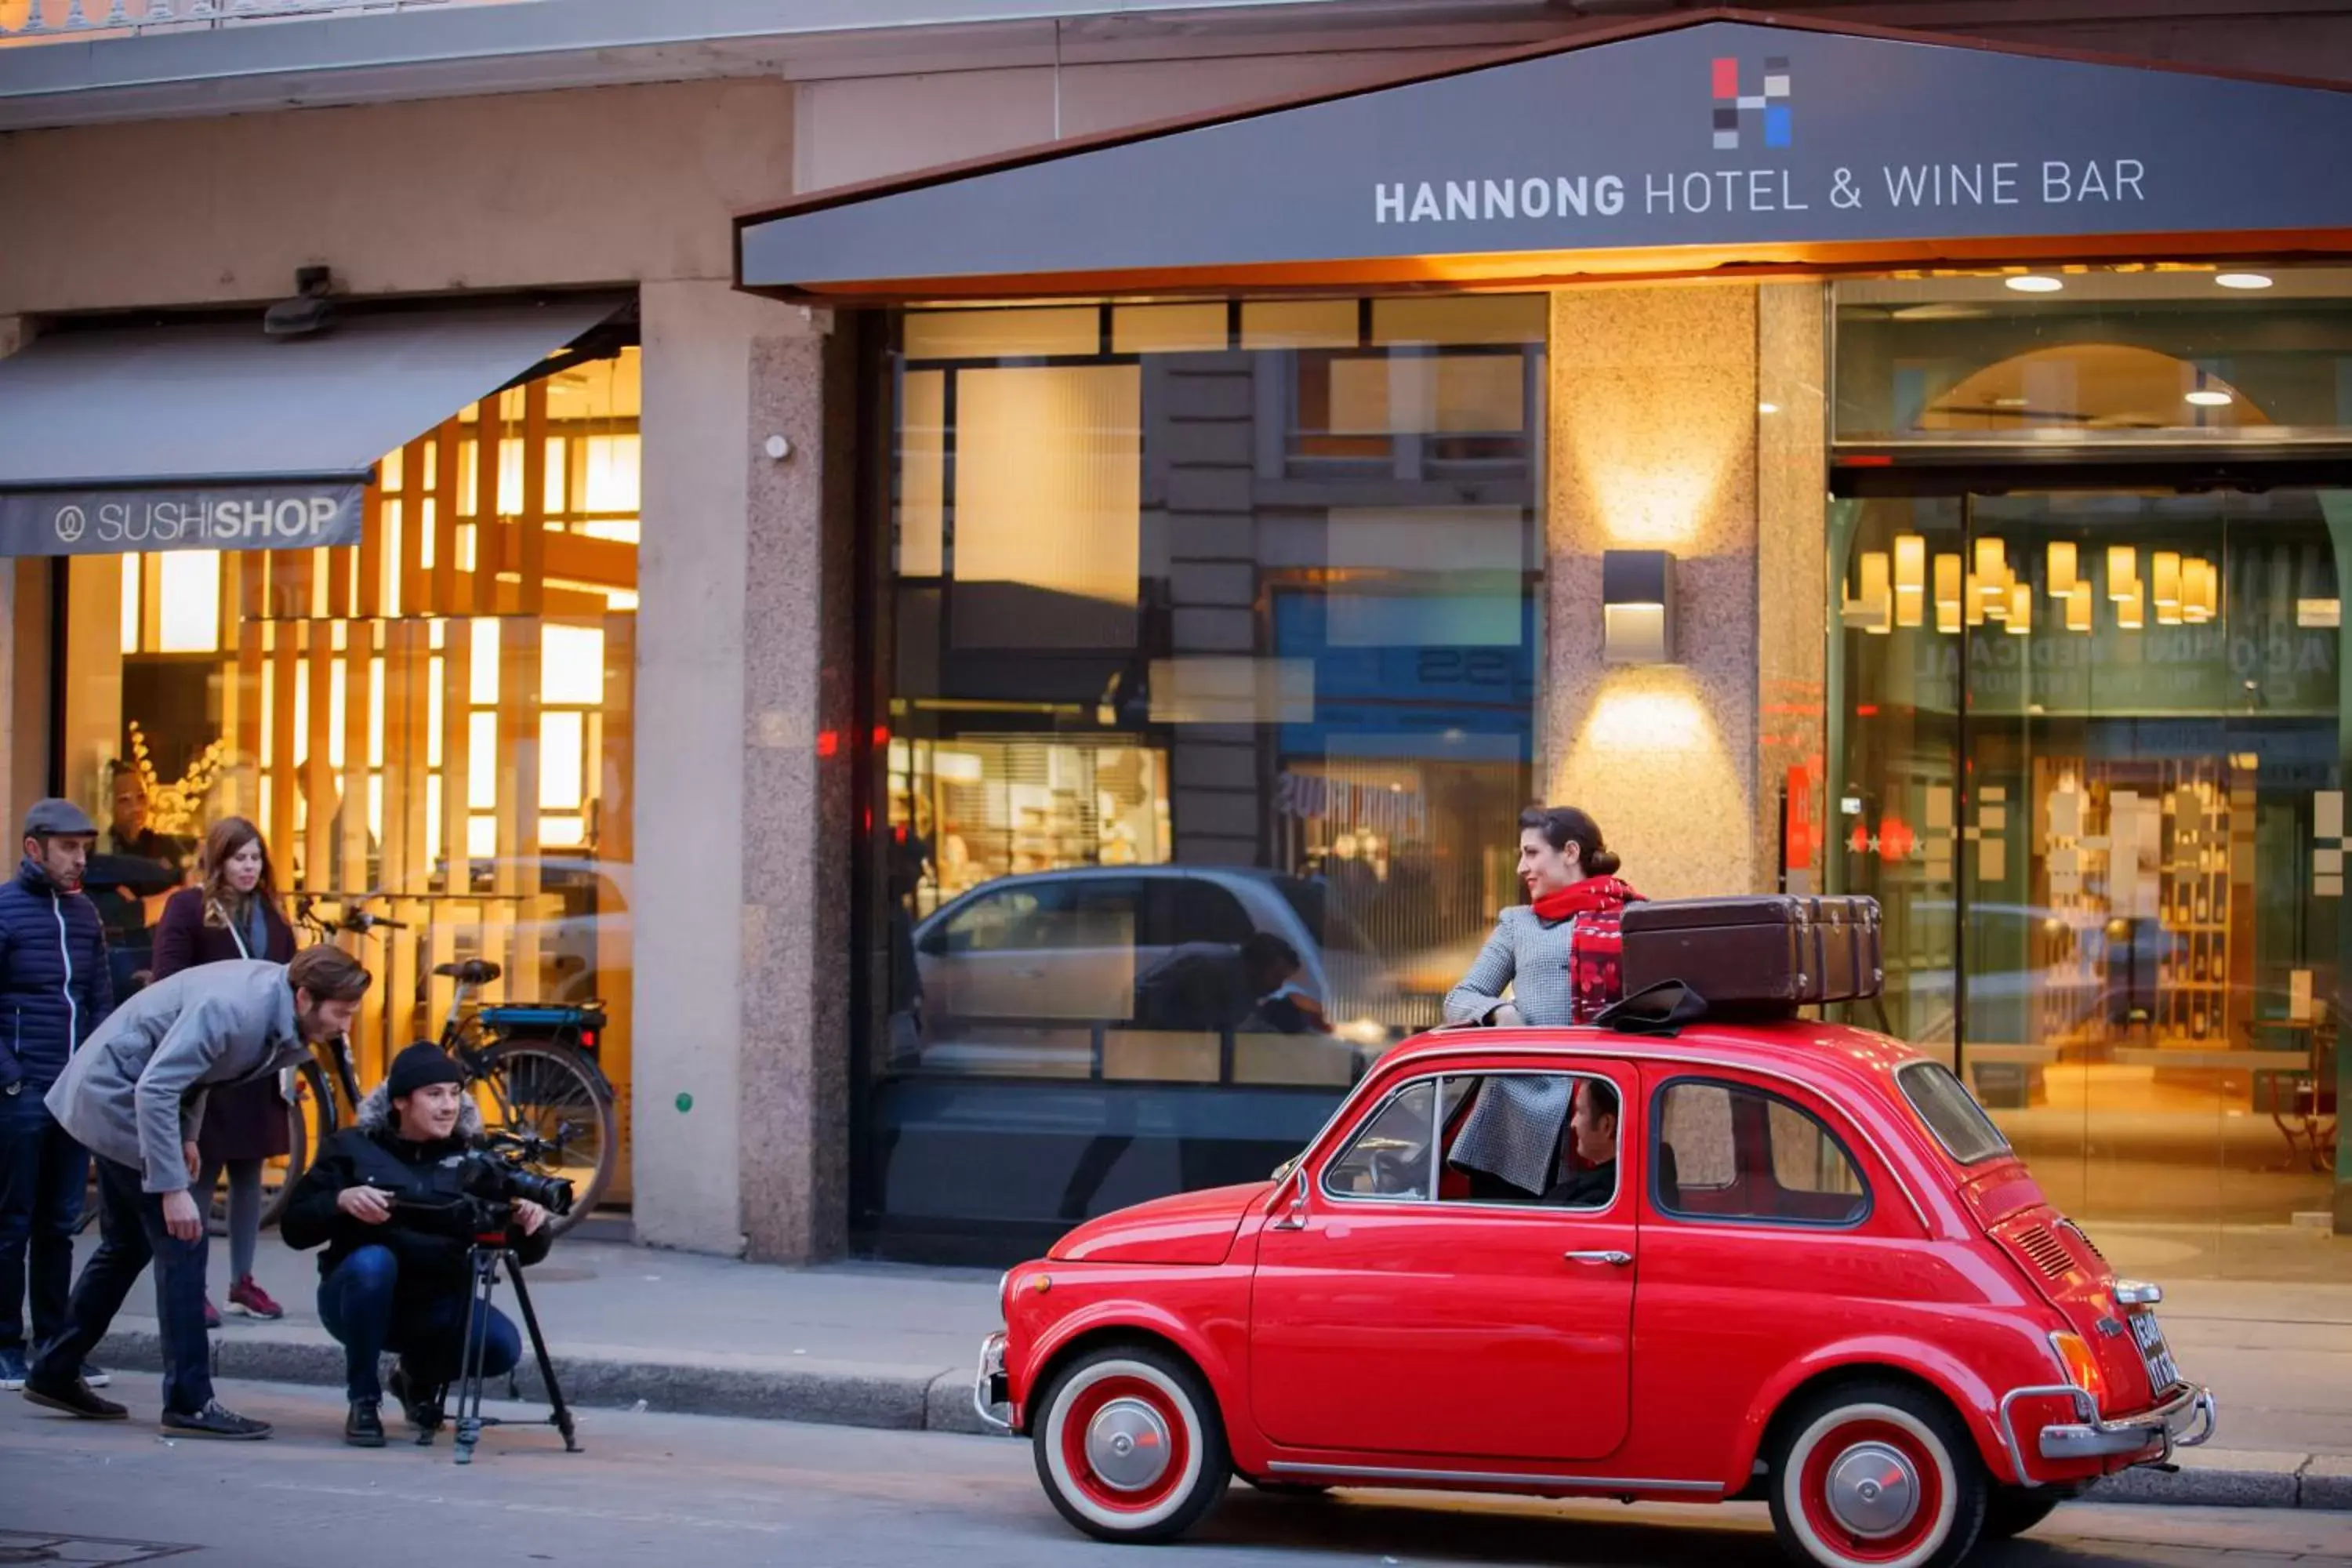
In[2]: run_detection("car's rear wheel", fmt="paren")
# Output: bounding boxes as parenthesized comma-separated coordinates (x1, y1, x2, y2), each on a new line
(1981, 1484, 2067, 1541)
(1769, 1382, 1987, 1568)
(1032, 1344, 1229, 1544)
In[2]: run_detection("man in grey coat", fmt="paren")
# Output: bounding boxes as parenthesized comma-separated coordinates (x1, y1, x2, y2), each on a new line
(22, 945, 370, 1439)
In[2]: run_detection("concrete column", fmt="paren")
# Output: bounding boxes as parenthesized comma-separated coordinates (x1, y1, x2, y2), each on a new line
(740, 311, 856, 1265)
(632, 279, 815, 1255)
(1544, 285, 1761, 900)
(1755, 284, 1831, 895)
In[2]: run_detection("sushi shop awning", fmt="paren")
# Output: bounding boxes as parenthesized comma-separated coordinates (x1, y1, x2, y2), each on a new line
(0, 295, 626, 557)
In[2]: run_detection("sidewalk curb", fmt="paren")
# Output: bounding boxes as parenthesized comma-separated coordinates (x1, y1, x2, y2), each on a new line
(92, 1323, 1003, 1438)
(83, 1326, 2338, 1501)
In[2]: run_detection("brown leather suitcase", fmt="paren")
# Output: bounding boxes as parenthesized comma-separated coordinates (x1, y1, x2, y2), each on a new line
(1618, 895, 1883, 1010)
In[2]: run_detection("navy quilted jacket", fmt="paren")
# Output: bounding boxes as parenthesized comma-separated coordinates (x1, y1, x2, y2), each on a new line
(0, 857, 114, 1091)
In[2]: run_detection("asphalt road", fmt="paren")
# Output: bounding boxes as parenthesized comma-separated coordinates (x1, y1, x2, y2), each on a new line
(3, 1381, 2350, 1567)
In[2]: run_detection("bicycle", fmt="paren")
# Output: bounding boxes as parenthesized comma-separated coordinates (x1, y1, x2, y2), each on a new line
(285, 892, 616, 1236)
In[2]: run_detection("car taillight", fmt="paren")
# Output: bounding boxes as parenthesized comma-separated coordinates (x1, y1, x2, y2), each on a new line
(2050, 1330, 2106, 1403)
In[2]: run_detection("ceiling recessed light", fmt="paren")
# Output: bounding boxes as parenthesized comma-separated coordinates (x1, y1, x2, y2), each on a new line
(2216, 273, 2274, 290)
(2186, 389, 2234, 408)
(2005, 275, 2064, 294)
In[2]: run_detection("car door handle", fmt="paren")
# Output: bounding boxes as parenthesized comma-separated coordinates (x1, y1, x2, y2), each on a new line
(1564, 1250, 1632, 1267)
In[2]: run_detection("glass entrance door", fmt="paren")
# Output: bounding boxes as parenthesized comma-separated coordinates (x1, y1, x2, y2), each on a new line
(1831, 488, 2347, 1277)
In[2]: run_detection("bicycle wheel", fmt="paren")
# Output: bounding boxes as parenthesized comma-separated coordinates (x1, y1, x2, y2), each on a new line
(208, 1059, 332, 1235)
(472, 1041, 616, 1235)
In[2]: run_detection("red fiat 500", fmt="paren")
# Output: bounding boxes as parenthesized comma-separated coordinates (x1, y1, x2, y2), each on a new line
(975, 1022, 2215, 1568)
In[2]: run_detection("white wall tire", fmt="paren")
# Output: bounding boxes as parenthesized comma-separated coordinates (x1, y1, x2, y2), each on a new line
(1032, 1345, 1229, 1543)
(1769, 1383, 1987, 1568)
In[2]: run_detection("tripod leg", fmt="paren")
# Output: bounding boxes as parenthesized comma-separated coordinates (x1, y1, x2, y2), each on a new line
(504, 1258, 579, 1453)
(452, 1250, 497, 1465)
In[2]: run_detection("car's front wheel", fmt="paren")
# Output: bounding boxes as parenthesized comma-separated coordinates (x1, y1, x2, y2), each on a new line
(1032, 1344, 1229, 1544)
(1768, 1381, 1988, 1568)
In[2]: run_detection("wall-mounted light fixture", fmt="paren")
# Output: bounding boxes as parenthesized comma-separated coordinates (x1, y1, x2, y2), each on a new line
(1602, 549, 1677, 663)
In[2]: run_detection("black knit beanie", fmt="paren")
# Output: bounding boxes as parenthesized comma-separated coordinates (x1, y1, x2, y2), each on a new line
(387, 1042, 464, 1102)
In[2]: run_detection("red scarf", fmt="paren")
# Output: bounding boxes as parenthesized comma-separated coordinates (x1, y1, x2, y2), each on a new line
(1530, 876, 1646, 1023)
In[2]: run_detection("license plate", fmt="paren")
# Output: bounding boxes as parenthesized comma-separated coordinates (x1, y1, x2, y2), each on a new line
(2129, 1310, 2182, 1392)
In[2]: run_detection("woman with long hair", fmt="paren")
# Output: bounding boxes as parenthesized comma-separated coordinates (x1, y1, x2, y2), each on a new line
(1442, 805, 1645, 1196)
(150, 816, 296, 1326)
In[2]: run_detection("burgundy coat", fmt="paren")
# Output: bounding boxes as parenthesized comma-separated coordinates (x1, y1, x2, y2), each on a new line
(152, 887, 299, 1163)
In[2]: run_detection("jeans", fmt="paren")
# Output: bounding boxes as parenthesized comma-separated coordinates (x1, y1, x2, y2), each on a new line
(194, 1158, 263, 1284)
(31, 1156, 212, 1413)
(316, 1246, 519, 1404)
(0, 1086, 89, 1356)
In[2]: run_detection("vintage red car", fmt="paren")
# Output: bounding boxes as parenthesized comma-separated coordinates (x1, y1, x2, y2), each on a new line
(975, 1020, 2215, 1568)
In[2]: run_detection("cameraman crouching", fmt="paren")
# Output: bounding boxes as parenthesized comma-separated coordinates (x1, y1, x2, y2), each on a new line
(282, 1044, 552, 1447)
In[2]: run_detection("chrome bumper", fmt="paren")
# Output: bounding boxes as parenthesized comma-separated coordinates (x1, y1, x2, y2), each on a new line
(1997, 1381, 2216, 1480)
(973, 1331, 1011, 1433)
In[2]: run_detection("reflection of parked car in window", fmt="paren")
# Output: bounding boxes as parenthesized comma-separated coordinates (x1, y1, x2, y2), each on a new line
(913, 868, 1393, 1040)
(431, 855, 631, 1010)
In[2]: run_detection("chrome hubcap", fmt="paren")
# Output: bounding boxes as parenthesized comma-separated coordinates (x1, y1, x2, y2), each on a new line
(1085, 1396, 1174, 1493)
(1824, 1441, 1920, 1539)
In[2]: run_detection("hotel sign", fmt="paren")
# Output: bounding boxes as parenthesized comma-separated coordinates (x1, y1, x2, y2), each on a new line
(739, 17, 2352, 290)
(0, 483, 365, 557)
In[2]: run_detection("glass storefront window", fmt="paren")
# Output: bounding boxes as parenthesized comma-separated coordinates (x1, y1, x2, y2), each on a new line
(61, 346, 640, 1197)
(1829, 267, 2351, 1267)
(1837, 267, 2352, 445)
(864, 296, 1543, 1250)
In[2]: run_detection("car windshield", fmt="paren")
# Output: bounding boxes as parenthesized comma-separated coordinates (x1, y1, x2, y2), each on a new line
(1896, 1061, 2011, 1165)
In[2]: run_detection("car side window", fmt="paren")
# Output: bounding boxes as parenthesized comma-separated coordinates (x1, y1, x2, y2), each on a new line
(1436, 1073, 1620, 1210)
(1652, 1078, 1870, 1226)
(938, 889, 1046, 954)
(1167, 880, 1254, 946)
(1323, 1080, 1439, 1200)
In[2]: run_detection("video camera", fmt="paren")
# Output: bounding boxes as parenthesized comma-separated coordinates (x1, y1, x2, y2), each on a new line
(387, 1132, 575, 1243)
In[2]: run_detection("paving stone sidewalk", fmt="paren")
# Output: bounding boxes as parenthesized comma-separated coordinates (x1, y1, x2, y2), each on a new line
(60, 1231, 2352, 1508)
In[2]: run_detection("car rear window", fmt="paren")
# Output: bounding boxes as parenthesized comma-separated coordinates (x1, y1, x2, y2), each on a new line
(1898, 1062, 2011, 1164)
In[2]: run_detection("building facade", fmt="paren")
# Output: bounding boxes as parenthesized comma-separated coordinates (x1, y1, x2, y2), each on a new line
(5, 0, 2352, 1283)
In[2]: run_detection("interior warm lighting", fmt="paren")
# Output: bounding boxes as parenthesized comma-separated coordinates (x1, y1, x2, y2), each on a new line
(2046, 540, 2078, 599)
(2064, 585, 2092, 633)
(2216, 273, 2275, 290)
(467, 712, 498, 810)
(2299, 598, 2342, 629)
(327, 662, 348, 770)
(2185, 389, 2234, 408)
(1892, 535, 1926, 628)
(1758, 401, 1780, 416)
(467, 815, 497, 860)
(2182, 557, 2219, 623)
(368, 659, 387, 768)
(2107, 546, 2140, 601)
(2117, 581, 2147, 630)
(1842, 550, 1891, 635)
(2005, 275, 2064, 293)
(541, 711, 585, 811)
(2006, 581, 2032, 635)
(1933, 554, 1962, 635)
(470, 619, 501, 706)
(2153, 550, 2182, 624)
(1973, 535, 2010, 619)
(118, 554, 140, 655)
(542, 624, 607, 707)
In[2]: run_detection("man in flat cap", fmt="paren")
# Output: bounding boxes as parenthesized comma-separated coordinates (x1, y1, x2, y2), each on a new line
(0, 800, 114, 1395)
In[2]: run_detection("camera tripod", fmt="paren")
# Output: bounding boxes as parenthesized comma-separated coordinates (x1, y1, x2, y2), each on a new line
(443, 1238, 580, 1465)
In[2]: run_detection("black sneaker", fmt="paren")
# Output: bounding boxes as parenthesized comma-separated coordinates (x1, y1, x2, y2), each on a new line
(23, 1372, 129, 1421)
(160, 1400, 271, 1440)
(388, 1363, 445, 1432)
(344, 1399, 386, 1448)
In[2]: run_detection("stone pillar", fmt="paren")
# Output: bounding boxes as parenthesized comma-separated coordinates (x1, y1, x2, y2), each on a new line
(739, 310, 856, 1265)
(1544, 285, 1761, 899)
(1755, 284, 1830, 895)
(632, 279, 815, 1255)
(0, 318, 37, 825)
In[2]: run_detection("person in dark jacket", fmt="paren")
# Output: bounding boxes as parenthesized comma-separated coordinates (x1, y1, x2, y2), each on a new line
(89, 767, 192, 1003)
(0, 799, 114, 1392)
(151, 817, 297, 1327)
(281, 1044, 553, 1448)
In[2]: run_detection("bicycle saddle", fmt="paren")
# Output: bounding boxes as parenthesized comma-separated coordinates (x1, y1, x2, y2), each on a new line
(434, 959, 503, 985)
